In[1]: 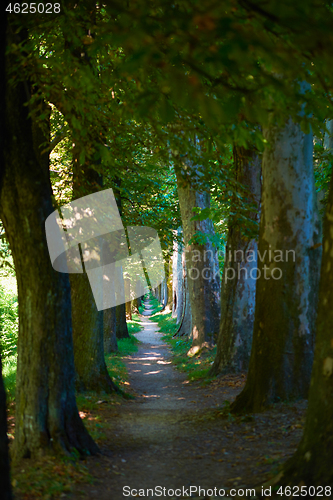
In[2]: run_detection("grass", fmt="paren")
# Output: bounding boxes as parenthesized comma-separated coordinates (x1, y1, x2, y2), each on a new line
(2, 354, 16, 402)
(127, 313, 143, 335)
(151, 309, 217, 383)
(105, 333, 141, 388)
(12, 454, 95, 499)
(1, 273, 18, 401)
(138, 292, 163, 316)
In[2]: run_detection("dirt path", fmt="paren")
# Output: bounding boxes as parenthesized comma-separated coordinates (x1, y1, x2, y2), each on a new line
(74, 313, 307, 499)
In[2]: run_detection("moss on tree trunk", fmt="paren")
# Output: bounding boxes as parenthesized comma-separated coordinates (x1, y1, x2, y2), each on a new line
(177, 173, 220, 349)
(210, 147, 261, 376)
(69, 145, 119, 394)
(231, 119, 321, 413)
(278, 139, 333, 487)
(0, 55, 98, 458)
(104, 307, 118, 353)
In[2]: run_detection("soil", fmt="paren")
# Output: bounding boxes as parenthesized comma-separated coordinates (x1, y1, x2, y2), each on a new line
(71, 313, 307, 500)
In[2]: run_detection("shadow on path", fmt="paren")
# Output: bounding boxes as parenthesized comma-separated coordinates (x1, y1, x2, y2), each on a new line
(74, 313, 307, 500)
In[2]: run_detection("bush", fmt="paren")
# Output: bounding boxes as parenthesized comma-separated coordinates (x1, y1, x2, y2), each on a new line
(0, 278, 18, 359)
(0, 276, 18, 400)
(152, 310, 216, 382)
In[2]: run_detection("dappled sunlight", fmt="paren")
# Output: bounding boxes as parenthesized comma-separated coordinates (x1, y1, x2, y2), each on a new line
(129, 355, 162, 361)
(157, 360, 171, 365)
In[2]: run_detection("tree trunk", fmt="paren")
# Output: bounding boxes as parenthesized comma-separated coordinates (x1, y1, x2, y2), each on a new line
(132, 297, 139, 314)
(161, 277, 168, 309)
(231, 118, 322, 413)
(174, 250, 192, 337)
(167, 257, 173, 310)
(210, 147, 261, 376)
(0, 60, 98, 458)
(0, 11, 12, 497)
(279, 163, 333, 486)
(176, 174, 221, 351)
(172, 229, 184, 321)
(116, 303, 130, 339)
(103, 307, 118, 354)
(69, 146, 118, 393)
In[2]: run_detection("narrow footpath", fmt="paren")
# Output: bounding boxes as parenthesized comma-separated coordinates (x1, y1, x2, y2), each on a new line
(74, 300, 307, 499)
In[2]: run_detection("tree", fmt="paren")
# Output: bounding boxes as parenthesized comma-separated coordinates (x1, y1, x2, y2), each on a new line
(69, 154, 119, 393)
(104, 307, 118, 354)
(278, 152, 333, 486)
(210, 146, 261, 376)
(175, 153, 221, 352)
(0, 8, 12, 498)
(0, 27, 98, 459)
(231, 116, 322, 413)
(172, 229, 184, 322)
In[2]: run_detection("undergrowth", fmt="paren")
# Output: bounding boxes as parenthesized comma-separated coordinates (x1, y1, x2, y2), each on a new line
(0, 275, 18, 401)
(12, 455, 95, 499)
(151, 310, 217, 383)
(138, 292, 163, 315)
(105, 332, 141, 388)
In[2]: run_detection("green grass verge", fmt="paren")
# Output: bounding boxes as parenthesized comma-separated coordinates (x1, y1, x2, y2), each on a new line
(127, 315, 142, 335)
(151, 310, 217, 383)
(105, 332, 141, 388)
(2, 354, 16, 402)
(139, 294, 163, 316)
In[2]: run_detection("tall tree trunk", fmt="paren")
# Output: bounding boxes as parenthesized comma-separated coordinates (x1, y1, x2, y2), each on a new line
(0, 52, 98, 458)
(174, 251, 192, 337)
(167, 257, 173, 310)
(114, 267, 129, 339)
(132, 297, 139, 314)
(124, 278, 132, 320)
(113, 180, 130, 339)
(116, 303, 130, 339)
(210, 147, 261, 376)
(70, 147, 118, 393)
(104, 307, 118, 354)
(0, 10, 12, 498)
(176, 172, 220, 352)
(172, 229, 184, 321)
(231, 118, 322, 413)
(279, 160, 333, 486)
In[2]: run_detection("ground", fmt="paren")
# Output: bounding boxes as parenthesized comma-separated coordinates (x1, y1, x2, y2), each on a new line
(63, 315, 307, 500)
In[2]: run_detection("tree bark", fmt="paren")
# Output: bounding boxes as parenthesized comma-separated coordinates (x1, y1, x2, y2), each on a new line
(210, 147, 261, 376)
(278, 162, 333, 486)
(167, 257, 173, 310)
(116, 303, 130, 339)
(69, 146, 118, 393)
(172, 229, 184, 321)
(124, 278, 132, 320)
(103, 307, 118, 354)
(231, 118, 322, 413)
(0, 53, 98, 458)
(176, 173, 221, 351)
(174, 250, 192, 337)
(0, 10, 12, 497)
